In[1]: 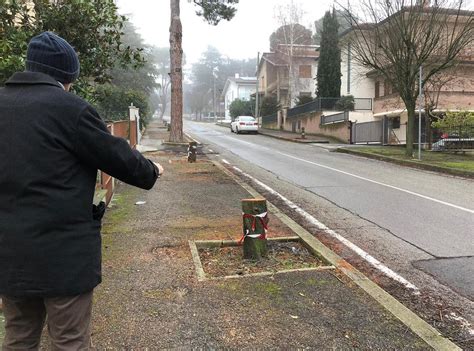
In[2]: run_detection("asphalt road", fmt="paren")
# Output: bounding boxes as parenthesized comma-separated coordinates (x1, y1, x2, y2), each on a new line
(185, 121, 474, 301)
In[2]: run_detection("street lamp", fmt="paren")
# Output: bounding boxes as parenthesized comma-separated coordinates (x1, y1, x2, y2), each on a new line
(418, 65, 423, 160)
(213, 67, 219, 123)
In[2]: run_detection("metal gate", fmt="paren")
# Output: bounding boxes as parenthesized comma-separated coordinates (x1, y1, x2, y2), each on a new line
(351, 120, 383, 144)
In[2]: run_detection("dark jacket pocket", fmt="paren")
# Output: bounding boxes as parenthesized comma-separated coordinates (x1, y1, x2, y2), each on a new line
(92, 201, 106, 221)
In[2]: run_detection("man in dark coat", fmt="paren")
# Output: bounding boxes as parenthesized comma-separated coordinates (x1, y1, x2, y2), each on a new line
(0, 32, 163, 350)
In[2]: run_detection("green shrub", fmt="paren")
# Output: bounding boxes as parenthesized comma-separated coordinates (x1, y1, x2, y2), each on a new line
(335, 95, 355, 111)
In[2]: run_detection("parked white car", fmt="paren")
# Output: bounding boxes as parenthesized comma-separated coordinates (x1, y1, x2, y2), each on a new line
(230, 116, 258, 134)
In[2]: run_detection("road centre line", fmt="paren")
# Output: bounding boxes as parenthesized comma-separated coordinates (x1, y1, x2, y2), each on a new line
(231, 164, 419, 292)
(276, 151, 474, 214)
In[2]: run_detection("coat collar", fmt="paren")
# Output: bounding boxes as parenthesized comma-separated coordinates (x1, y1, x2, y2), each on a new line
(5, 72, 63, 89)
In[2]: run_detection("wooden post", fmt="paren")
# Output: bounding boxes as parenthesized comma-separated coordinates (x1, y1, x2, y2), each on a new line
(242, 199, 268, 260)
(188, 141, 197, 162)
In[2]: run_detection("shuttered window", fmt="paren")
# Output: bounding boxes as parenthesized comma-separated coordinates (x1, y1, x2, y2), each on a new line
(299, 65, 312, 78)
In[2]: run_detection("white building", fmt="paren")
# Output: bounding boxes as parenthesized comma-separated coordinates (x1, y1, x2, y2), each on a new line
(340, 42, 374, 101)
(339, 41, 376, 123)
(221, 74, 257, 118)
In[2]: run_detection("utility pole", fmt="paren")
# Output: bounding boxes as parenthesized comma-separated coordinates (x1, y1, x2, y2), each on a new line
(213, 67, 218, 123)
(255, 52, 260, 126)
(418, 65, 423, 160)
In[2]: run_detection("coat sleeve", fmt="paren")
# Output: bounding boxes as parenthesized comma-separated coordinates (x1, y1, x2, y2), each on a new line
(74, 105, 158, 190)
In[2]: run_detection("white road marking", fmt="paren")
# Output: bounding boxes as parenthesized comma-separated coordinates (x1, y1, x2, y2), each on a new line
(231, 163, 420, 292)
(277, 151, 474, 214)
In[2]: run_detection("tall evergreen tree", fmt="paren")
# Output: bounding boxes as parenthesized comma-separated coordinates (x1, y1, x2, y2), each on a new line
(316, 9, 341, 98)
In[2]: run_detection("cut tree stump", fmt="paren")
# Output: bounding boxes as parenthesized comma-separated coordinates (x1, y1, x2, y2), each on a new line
(242, 199, 268, 260)
(188, 141, 197, 162)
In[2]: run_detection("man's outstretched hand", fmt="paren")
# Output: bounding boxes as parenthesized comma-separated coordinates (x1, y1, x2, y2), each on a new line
(153, 162, 164, 177)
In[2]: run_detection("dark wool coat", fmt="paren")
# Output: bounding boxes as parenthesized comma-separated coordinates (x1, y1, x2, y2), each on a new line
(0, 72, 158, 297)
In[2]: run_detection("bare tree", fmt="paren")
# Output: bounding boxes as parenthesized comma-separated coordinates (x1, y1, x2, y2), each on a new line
(151, 47, 172, 120)
(339, 0, 474, 156)
(274, 1, 308, 108)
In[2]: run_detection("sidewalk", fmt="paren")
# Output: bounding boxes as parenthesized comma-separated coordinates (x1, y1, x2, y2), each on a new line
(86, 120, 455, 349)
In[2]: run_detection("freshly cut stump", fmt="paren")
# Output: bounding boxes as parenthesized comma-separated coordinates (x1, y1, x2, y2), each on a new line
(188, 141, 197, 163)
(242, 199, 268, 260)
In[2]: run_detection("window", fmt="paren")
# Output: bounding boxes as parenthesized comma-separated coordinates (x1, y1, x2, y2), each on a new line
(375, 81, 380, 98)
(299, 65, 312, 78)
(391, 116, 401, 129)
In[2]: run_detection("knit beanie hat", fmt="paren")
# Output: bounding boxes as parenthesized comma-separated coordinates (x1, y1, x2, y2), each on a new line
(26, 32, 80, 84)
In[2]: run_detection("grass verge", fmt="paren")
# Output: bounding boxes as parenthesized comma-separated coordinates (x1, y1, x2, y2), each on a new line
(337, 146, 474, 178)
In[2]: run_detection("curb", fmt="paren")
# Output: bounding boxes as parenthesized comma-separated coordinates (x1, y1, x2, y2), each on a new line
(184, 132, 202, 145)
(210, 159, 461, 351)
(161, 141, 190, 146)
(213, 123, 334, 144)
(337, 148, 474, 179)
(258, 131, 330, 144)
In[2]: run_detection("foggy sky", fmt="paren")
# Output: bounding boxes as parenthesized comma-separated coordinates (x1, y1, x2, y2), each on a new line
(116, 0, 335, 65)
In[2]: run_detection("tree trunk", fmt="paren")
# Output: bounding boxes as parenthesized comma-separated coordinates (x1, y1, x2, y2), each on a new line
(242, 199, 268, 260)
(405, 104, 416, 157)
(159, 97, 166, 119)
(159, 88, 168, 120)
(169, 0, 184, 142)
(425, 113, 432, 149)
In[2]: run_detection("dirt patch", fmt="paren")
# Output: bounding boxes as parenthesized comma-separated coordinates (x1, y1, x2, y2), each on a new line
(199, 241, 326, 278)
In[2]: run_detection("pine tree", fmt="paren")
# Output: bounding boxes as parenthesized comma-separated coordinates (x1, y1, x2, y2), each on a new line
(169, 0, 239, 142)
(316, 9, 341, 98)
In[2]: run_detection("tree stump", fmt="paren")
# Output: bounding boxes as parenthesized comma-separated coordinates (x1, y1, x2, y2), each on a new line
(242, 199, 269, 260)
(188, 141, 197, 162)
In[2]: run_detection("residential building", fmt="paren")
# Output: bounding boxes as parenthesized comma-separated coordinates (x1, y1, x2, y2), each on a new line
(221, 74, 257, 118)
(339, 7, 474, 144)
(256, 44, 319, 109)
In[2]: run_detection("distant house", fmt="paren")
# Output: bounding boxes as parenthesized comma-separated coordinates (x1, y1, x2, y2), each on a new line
(256, 44, 319, 109)
(257, 43, 374, 143)
(221, 74, 257, 118)
(339, 7, 474, 144)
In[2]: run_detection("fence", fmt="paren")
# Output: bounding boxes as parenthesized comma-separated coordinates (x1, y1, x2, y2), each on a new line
(287, 97, 373, 119)
(351, 120, 383, 144)
(97, 105, 140, 205)
(287, 99, 321, 118)
(262, 112, 278, 124)
(321, 111, 349, 125)
(354, 98, 373, 110)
